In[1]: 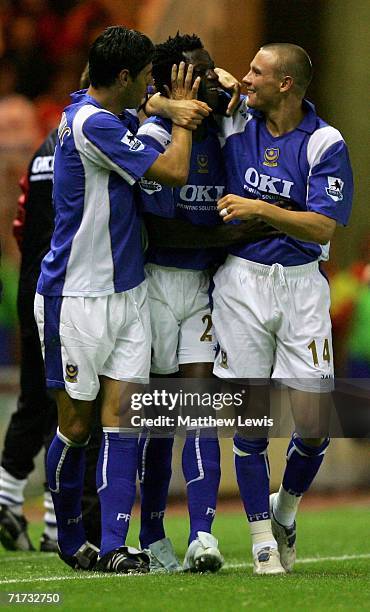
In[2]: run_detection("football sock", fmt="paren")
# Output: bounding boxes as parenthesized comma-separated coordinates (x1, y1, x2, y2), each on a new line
(97, 429, 138, 558)
(0, 467, 27, 515)
(182, 428, 221, 544)
(274, 435, 330, 527)
(43, 490, 57, 540)
(233, 435, 275, 553)
(47, 428, 88, 556)
(138, 431, 174, 548)
(250, 520, 278, 556)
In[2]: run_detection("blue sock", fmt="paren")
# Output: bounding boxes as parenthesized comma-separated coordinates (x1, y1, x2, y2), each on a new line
(233, 435, 270, 523)
(47, 429, 87, 556)
(97, 430, 138, 557)
(282, 435, 330, 495)
(138, 431, 174, 548)
(182, 429, 221, 543)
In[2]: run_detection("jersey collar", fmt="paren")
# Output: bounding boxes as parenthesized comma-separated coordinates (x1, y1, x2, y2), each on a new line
(247, 98, 318, 134)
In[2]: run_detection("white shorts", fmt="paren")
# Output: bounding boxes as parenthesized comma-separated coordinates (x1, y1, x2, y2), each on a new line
(145, 264, 216, 374)
(212, 256, 334, 392)
(34, 281, 151, 401)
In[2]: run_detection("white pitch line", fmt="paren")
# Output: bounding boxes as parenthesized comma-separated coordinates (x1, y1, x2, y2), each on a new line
(0, 553, 369, 585)
(225, 552, 370, 570)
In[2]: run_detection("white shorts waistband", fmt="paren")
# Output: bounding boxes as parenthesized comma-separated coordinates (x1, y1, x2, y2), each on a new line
(225, 255, 319, 279)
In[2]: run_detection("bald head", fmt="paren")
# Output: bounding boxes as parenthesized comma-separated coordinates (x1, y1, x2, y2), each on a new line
(260, 43, 313, 95)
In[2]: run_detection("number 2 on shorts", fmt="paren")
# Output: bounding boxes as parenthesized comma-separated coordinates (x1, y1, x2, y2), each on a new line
(200, 314, 212, 342)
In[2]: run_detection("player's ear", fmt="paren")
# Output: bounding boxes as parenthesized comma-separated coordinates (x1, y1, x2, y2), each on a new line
(280, 75, 293, 93)
(118, 69, 130, 89)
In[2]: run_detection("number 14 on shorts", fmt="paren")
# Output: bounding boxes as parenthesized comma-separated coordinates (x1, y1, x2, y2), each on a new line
(307, 338, 331, 367)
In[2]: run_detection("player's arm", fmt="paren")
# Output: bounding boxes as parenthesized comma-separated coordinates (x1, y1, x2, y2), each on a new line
(144, 63, 211, 186)
(217, 196, 337, 244)
(145, 95, 211, 131)
(144, 213, 280, 249)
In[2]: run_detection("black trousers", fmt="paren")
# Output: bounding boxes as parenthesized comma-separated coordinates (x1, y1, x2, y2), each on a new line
(1, 284, 101, 546)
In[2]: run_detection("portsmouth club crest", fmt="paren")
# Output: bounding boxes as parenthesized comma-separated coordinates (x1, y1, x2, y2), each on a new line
(263, 147, 280, 167)
(65, 363, 78, 383)
(197, 154, 209, 173)
(326, 176, 344, 201)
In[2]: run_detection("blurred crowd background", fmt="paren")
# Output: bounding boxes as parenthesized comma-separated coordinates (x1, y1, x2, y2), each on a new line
(0, 0, 369, 377)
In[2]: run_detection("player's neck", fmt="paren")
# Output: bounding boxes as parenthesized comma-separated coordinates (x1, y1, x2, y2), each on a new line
(264, 100, 305, 137)
(87, 85, 128, 116)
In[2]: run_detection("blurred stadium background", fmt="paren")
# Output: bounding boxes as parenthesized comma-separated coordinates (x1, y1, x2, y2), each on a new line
(0, 0, 369, 508)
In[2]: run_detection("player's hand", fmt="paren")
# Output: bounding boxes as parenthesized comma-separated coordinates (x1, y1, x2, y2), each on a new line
(217, 195, 261, 222)
(148, 63, 211, 130)
(167, 99, 211, 130)
(214, 68, 241, 116)
(145, 94, 210, 130)
(167, 62, 211, 129)
(166, 62, 201, 101)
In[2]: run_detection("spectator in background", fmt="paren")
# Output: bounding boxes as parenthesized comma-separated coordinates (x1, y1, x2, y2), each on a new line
(0, 58, 42, 150)
(5, 14, 51, 99)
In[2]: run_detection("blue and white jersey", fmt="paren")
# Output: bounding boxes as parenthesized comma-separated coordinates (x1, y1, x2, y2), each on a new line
(218, 98, 354, 266)
(37, 90, 160, 297)
(137, 116, 226, 270)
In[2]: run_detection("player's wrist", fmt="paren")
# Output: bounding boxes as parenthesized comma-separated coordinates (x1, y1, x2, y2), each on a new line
(247, 199, 265, 219)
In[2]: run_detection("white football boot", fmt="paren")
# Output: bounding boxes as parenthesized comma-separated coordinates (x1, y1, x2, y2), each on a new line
(183, 531, 224, 573)
(145, 537, 182, 573)
(270, 492, 297, 572)
(253, 546, 286, 575)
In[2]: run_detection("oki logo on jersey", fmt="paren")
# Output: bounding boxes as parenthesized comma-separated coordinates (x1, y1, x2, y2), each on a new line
(121, 130, 145, 151)
(326, 176, 344, 201)
(179, 185, 225, 202)
(244, 167, 293, 198)
(31, 155, 54, 174)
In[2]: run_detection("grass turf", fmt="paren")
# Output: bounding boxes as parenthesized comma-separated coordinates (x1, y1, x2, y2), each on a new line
(0, 507, 369, 611)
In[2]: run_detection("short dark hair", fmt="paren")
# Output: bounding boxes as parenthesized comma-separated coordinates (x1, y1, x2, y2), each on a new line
(152, 32, 203, 94)
(88, 25, 154, 87)
(261, 42, 313, 95)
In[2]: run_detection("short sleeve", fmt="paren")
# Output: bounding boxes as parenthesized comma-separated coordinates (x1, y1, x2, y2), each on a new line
(306, 128, 354, 226)
(73, 106, 160, 184)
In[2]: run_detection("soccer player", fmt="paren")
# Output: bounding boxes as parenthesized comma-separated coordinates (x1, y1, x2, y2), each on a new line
(34, 26, 210, 574)
(0, 128, 58, 553)
(0, 67, 102, 554)
(213, 43, 353, 574)
(136, 33, 227, 573)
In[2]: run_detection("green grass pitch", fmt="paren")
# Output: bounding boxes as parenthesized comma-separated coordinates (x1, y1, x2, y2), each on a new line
(0, 506, 369, 611)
